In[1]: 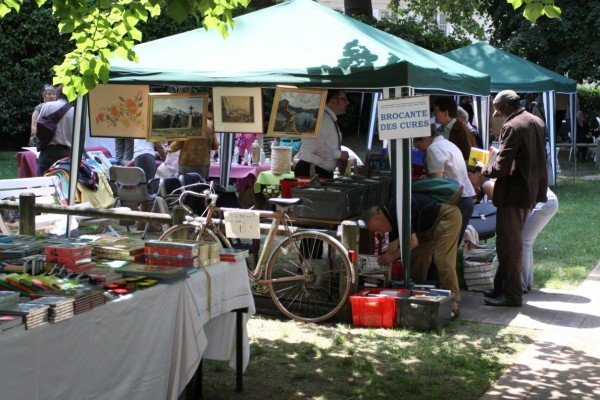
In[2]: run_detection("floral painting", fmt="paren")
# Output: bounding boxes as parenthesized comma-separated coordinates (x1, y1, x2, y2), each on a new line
(89, 84, 149, 138)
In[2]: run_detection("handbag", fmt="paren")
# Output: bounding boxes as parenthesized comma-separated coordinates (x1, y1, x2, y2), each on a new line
(469, 202, 496, 239)
(36, 103, 73, 151)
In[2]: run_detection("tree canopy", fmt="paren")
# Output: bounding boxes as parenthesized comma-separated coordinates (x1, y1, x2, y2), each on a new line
(0, 0, 249, 100)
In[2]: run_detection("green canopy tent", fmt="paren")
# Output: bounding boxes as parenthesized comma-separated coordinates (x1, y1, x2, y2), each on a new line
(69, 0, 490, 290)
(444, 42, 577, 186)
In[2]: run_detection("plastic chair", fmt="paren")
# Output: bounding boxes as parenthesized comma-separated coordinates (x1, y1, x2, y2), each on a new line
(108, 166, 170, 239)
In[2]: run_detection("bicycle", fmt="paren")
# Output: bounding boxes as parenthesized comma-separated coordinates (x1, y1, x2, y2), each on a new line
(159, 182, 354, 323)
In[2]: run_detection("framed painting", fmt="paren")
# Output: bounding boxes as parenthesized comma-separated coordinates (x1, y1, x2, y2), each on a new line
(267, 87, 327, 138)
(212, 87, 263, 133)
(89, 84, 149, 138)
(147, 93, 208, 142)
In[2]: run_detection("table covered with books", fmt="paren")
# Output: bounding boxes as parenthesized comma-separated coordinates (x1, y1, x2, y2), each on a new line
(0, 237, 255, 400)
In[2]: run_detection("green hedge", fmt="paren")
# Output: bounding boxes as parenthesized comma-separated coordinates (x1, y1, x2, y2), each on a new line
(578, 86, 600, 128)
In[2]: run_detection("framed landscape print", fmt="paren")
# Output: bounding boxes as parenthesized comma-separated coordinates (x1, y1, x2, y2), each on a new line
(147, 93, 208, 142)
(212, 87, 263, 133)
(89, 84, 149, 138)
(267, 86, 327, 138)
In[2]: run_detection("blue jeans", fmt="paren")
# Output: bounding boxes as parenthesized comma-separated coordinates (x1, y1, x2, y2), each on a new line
(521, 195, 559, 289)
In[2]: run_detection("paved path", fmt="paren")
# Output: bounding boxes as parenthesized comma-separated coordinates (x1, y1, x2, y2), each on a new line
(459, 264, 600, 399)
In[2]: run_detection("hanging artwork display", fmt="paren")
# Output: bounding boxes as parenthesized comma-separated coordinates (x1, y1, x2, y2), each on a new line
(212, 87, 263, 133)
(147, 93, 208, 141)
(89, 84, 149, 138)
(266, 86, 327, 138)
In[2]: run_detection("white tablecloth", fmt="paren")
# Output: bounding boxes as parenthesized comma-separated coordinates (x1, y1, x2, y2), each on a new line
(0, 260, 255, 400)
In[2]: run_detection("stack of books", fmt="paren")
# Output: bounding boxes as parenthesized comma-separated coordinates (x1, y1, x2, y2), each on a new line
(29, 296, 75, 323)
(0, 290, 19, 306)
(144, 240, 199, 268)
(0, 243, 43, 261)
(198, 241, 222, 267)
(0, 302, 49, 329)
(92, 241, 146, 262)
(45, 243, 95, 272)
(219, 248, 249, 263)
(59, 287, 107, 315)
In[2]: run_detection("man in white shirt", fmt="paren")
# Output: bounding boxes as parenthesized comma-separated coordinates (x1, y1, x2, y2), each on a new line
(413, 128, 476, 243)
(295, 90, 349, 178)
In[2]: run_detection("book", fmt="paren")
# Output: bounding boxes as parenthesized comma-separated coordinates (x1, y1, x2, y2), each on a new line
(219, 248, 249, 262)
(0, 314, 23, 330)
(45, 243, 93, 258)
(145, 241, 199, 258)
(115, 263, 188, 280)
(0, 291, 19, 306)
(145, 256, 198, 268)
(93, 242, 145, 257)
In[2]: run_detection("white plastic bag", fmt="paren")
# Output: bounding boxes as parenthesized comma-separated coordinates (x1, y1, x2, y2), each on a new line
(156, 151, 179, 178)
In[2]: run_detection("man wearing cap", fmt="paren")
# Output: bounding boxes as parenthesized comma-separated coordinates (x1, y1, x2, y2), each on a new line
(481, 90, 548, 307)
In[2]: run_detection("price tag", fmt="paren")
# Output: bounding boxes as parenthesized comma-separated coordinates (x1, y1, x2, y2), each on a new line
(224, 210, 261, 239)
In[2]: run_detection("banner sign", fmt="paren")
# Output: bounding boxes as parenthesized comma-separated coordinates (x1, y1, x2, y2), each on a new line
(377, 95, 431, 140)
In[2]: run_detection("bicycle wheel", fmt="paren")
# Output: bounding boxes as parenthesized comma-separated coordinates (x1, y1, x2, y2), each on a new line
(265, 231, 352, 323)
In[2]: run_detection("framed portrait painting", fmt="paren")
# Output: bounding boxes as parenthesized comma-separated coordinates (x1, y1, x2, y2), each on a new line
(212, 87, 263, 133)
(89, 84, 149, 138)
(267, 87, 327, 138)
(147, 93, 208, 142)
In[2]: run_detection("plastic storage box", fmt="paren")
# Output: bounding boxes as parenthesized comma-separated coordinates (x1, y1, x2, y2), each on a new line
(398, 295, 452, 331)
(349, 288, 411, 328)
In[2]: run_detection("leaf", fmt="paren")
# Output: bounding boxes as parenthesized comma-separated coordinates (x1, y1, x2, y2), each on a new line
(523, 3, 544, 23)
(543, 5, 561, 19)
(506, 0, 524, 10)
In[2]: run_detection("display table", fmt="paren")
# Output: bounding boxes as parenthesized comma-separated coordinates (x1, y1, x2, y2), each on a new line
(209, 161, 272, 180)
(253, 170, 295, 193)
(0, 260, 255, 400)
(16, 146, 114, 178)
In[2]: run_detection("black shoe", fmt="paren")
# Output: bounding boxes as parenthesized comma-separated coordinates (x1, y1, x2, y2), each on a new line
(482, 289, 500, 298)
(484, 296, 522, 307)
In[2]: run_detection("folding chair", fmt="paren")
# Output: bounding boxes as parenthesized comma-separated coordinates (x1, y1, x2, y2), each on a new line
(108, 166, 170, 239)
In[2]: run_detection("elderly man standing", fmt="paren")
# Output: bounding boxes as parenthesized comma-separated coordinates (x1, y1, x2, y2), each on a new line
(482, 90, 548, 307)
(433, 97, 477, 161)
(295, 89, 349, 178)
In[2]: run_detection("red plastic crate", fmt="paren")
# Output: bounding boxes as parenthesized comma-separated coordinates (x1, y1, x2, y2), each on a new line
(280, 178, 310, 198)
(349, 288, 411, 328)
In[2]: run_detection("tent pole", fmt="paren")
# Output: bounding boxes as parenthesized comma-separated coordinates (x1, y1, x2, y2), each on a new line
(357, 93, 364, 138)
(367, 92, 381, 151)
(219, 133, 234, 188)
(67, 95, 86, 236)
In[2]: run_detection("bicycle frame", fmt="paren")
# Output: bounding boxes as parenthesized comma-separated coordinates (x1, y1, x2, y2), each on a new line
(201, 202, 303, 284)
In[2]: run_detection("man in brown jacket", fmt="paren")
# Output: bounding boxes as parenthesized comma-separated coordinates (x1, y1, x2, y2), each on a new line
(434, 97, 478, 161)
(482, 90, 548, 307)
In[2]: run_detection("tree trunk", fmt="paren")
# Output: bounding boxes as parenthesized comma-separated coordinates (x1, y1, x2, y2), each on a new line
(344, 0, 374, 18)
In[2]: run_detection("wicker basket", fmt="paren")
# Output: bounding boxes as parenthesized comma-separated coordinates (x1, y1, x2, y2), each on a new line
(271, 146, 292, 174)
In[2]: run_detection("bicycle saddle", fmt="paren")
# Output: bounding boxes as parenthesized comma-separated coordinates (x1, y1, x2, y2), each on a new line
(268, 198, 303, 207)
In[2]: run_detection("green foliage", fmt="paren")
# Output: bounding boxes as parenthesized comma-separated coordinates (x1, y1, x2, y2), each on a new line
(0, 3, 215, 149)
(578, 86, 600, 128)
(0, 2, 73, 148)
(355, 13, 470, 54)
(0, 0, 250, 101)
(482, 0, 599, 83)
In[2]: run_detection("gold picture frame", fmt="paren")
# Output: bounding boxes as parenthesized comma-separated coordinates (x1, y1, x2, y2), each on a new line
(147, 93, 208, 142)
(212, 87, 263, 133)
(266, 86, 327, 138)
(89, 84, 149, 138)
